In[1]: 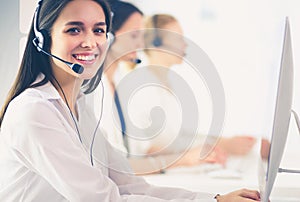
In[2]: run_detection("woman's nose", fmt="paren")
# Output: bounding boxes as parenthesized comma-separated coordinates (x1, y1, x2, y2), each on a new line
(81, 33, 97, 48)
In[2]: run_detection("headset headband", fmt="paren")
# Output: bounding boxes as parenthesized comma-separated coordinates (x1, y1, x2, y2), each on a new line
(33, 0, 45, 51)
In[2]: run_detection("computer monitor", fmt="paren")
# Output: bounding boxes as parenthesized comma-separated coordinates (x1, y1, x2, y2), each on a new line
(259, 17, 294, 202)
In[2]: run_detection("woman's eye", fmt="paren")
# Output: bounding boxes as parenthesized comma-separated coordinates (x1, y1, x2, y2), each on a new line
(66, 27, 81, 34)
(94, 28, 105, 34)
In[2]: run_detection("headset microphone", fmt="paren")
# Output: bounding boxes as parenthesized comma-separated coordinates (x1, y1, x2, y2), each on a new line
(32, 0, 84, 74)
(32, 39, 84, 74)
(130, 58, 142, 64)
(107, 32, 141, 65)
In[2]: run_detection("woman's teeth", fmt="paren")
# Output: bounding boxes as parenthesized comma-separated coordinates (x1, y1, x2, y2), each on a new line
(74, 55, 95, 61)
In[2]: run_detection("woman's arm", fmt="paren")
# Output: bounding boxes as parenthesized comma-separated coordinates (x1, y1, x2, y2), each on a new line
(5, 97, 216, 202)
(5, 100, 124, 201)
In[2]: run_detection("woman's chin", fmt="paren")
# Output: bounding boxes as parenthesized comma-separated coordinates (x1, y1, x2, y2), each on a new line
(79, 68, 100, 80)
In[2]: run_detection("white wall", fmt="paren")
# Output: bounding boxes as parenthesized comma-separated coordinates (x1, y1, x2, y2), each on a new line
(0, 0, 36, 107)
(128, 0, 300, 138)
(1, 0, 299, 142)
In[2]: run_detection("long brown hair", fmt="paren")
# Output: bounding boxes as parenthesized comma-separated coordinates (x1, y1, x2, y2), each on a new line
(0, 0, 112, 127)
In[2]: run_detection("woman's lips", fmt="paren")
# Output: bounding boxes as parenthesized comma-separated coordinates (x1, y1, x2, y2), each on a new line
(72, 53, 99, 64)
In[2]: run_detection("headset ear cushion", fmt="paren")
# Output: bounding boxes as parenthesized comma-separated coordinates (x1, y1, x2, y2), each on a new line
(39, 29, 49, 50)
(152, 36, 162, 47)
(107, 32, 115, 46)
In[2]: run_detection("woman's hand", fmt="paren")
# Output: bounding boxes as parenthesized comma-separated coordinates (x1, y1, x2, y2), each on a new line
(218, 136, 256, 155)
(216, 189, 261, 202)
(204, 146, 227, 165)
(176, 145, 227, 167)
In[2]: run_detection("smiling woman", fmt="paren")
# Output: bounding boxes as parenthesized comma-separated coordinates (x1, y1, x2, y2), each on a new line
(50, 0, 109, 79)
(0, 0, 261, 201)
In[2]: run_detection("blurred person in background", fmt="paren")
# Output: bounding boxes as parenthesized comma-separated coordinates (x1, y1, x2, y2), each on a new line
(94, 2, 227, 175)
(124, 14, 256, 168)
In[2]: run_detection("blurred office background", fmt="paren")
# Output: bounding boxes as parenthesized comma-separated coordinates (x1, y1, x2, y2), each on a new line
(1, 0, 299, 153)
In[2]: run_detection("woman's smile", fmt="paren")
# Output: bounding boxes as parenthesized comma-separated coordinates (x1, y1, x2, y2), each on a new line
(72, 52, 99, 65)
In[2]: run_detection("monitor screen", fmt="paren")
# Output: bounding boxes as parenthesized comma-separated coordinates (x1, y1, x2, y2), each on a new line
(259, 17, 294, 202)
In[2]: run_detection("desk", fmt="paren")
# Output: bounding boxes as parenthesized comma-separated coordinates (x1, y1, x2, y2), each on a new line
(144, 150, 300, 201)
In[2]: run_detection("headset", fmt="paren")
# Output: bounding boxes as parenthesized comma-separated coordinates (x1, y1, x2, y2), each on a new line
(152, 15, 162, 47)
(32, 0, 84, 74)
(107, 26, 141, 64)
(32, 0, 107, 166)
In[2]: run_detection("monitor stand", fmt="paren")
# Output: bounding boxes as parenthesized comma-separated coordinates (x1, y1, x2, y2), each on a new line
(277, 110, 300, 174)
(291, 110, 300, 134)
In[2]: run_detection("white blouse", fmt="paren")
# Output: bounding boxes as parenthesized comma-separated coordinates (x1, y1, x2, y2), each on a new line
(89, 74, 128, 154)
(121, 67, 194, 155)
(0, 76, 216, 201)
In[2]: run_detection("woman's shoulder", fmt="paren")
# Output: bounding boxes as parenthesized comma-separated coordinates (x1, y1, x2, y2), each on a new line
(5, 85, 62, 125)
(11, 87, 53, 109)
(12, 79, 61, 106)
(0, 87, 67, 146)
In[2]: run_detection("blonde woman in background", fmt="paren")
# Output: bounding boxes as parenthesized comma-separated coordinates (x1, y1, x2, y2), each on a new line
(94, 1, 226, 175)
(126, 14, 256, 167)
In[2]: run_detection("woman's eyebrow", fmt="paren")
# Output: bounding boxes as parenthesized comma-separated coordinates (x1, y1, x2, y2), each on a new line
(65, 21, 106, 26)
(65, 21, 84, 26)
(95, 22, 106, 26)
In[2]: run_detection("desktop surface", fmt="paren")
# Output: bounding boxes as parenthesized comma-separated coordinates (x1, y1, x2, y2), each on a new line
(144, 148, 300, 201)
